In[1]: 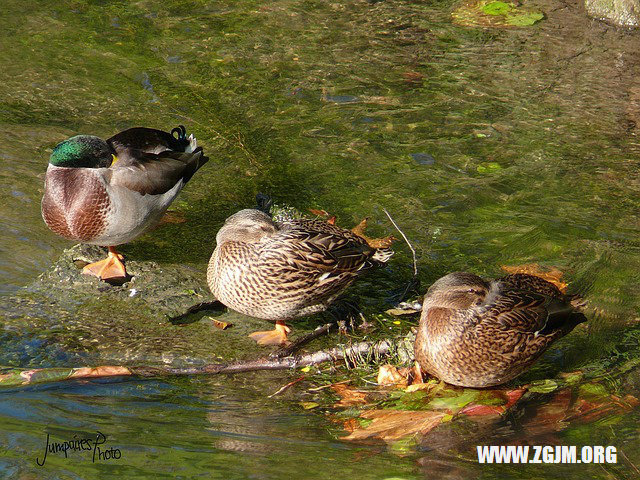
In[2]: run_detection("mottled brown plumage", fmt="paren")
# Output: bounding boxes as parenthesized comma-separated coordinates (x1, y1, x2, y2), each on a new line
(415, 272, 586, 388)
(207, 209, 393, 344)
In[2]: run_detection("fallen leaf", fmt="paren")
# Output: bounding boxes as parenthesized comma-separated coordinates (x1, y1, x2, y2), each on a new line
(341, 417, 360, 433)
(522, 388, 572, 435)
(211, 318, 233, 330)
(350, 218, 396, 248)
(158, 210, 187, 224)
(402, 71, 426, 84)
(300, 401, 319, 410)
(309, 208, 330, 217)
(405, 383, 434, 393)
(332, 384, 371, 407)
(309, 209, 336, 224)
(351, 218, 369, 237)
(501, 264, 568, 293)
(342, 410, 445, 442)
(528, 379, 559, 394)
(377, 364, 409, 387)
(460, 388, 526, 416)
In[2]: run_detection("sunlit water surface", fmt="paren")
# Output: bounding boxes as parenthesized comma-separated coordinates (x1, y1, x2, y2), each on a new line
(1, 0, 639, 478)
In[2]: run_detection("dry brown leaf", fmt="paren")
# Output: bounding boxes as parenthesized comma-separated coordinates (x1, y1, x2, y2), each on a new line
(501, 263, 568, 293)
(309, 209, 336, 225)
(341, 417, 360, 433)
(351, 218, 395, 248)
(405, 383, 435, 393)
(331, 384, 371, 407)
(309, 208, 331, 217)
(211, 318, 233, 330)
(158, 211, 187, 225)
(522, 388, 572, 435)
(402, 71, 426, 85)
(377, 364, 409, 387)
(343, 410, 445, 442)
(351, 218, 368, 237)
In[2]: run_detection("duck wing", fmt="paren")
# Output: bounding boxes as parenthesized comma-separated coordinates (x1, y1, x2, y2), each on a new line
(107, 126, 191, 154)
(108, 148, 208, 195)
(483, 284, 585, 338)
(266, 220, 380, 275)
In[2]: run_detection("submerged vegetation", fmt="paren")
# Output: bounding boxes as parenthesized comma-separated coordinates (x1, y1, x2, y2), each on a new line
(0, 0, 639, 478)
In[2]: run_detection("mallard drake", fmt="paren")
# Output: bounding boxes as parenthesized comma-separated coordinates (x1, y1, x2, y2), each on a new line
(414, 272, 587, 388)
(207, 208, 394, 345)
(41, 126, 208, 281)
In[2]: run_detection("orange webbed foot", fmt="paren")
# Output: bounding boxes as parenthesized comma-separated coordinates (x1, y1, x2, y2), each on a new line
(248, 321, 291, 346)
(82, 247, 127, 281)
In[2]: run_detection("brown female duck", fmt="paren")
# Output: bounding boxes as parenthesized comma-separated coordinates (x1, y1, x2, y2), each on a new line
(41, 126, 208, 281)
(207, 208, 393, 345)
(415, 272, 586, 388)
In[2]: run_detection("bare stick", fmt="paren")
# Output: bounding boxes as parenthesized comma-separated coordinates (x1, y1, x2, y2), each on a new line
(268, 375, 306, 398)
(2, 341, 394, 389)
(271, 322, 335, 359)
(382, 208, 417, 277)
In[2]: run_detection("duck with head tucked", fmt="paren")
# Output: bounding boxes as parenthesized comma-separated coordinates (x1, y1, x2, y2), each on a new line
(42, 126, 208, 281)
(207, 207, 394, 345)
(415, 271, 587, 388)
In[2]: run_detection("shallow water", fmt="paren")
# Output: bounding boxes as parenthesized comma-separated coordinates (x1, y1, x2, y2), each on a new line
(1, 0, 639, 478)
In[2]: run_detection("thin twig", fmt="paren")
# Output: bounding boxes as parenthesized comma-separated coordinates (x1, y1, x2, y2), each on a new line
(307, 379, 352, 392)
(620, 448, 640, 476)
(268, 375, 306, 398)
(382, 208, 417, 277)
(271, 323, 335, 359)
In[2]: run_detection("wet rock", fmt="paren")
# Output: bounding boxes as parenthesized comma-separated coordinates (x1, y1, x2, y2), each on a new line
(585, 0, 640, 27)
(411, 153, 436, 165)
(0, 244, 291, 368)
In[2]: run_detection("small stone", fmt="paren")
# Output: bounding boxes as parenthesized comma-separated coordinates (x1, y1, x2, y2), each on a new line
(410, 153, 435, 165)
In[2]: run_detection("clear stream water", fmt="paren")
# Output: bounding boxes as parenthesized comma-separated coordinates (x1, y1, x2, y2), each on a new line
(1, 0, 639, 478)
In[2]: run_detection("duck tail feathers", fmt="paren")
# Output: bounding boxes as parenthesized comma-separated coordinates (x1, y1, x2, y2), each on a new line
(185, 133, 197, 153)
(372, 247, 394, 265)
(568, 293, 587, 311)
(181, 147, 209, 184)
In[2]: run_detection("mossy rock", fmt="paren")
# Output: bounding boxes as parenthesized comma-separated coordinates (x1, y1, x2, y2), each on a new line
(585, 0, 640, 27)
(452, 0, 545, 28)
(0, 244, 292, 368)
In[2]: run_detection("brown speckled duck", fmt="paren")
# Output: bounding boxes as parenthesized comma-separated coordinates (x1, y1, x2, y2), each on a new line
(415, 272, 587, 388)
(41, 126, 208, 281)
(207, 208, 394, 345)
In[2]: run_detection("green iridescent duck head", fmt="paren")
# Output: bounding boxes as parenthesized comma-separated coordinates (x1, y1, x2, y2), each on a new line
(49, 135, 114, 168)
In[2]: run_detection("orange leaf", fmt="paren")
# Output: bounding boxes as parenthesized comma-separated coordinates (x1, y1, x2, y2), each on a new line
(331, 384, 371, 407)
(351, 218, 396, 248)
(309, 208, 330, 217)
(377, 364, 409, 387)
(460, 404, 505, 416)
(343, 410, 445, 442)
(500, 264, 568, 293)
(212, 319, 233, 330)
